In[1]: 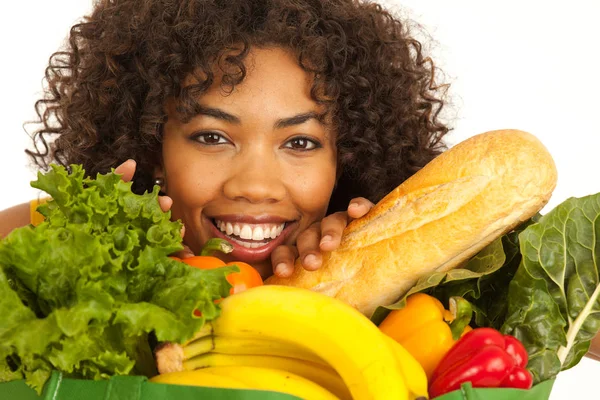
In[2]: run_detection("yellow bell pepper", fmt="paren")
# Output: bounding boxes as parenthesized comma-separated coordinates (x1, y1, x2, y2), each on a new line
(378, 293, 473, 380)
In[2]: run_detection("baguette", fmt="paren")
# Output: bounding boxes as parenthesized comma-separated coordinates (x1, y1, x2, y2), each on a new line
(265, 129, 558, 317)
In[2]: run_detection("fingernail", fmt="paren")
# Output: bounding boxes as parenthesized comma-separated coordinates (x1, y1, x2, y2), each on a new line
(349, 202, 359, 209)
(275, 263, 289, 277)
(115, 159, 135, 172)
(304, 254, 317, 267)
(181, 251, 194, 259)
(320, 235, 332, 245)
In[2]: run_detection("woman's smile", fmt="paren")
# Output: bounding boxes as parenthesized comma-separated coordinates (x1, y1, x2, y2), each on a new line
(207, 215, 299, 263)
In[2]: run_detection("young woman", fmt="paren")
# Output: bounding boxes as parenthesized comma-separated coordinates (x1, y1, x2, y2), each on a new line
(0, 0, 448, 279)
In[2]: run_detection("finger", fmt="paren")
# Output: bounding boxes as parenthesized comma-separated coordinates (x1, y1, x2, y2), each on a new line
(114, 159, 136, 182)
(171, 245, 195, 259)
(318, 211, 349, 252)
(296, 223, 323, 271)
(158, 195, 173, 212)
(347, 197, 375, 219)
(270, 245, 299, 278)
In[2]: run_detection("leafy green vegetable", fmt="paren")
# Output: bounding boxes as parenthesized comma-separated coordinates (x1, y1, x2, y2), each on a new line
(370, 235, 511, 325)
(433, 216, 540, 329)
(0, 164, 235, 393)
(501, 193, 600, 384)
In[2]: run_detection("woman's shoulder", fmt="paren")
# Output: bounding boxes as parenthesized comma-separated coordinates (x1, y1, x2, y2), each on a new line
(0, 196, 50, 238)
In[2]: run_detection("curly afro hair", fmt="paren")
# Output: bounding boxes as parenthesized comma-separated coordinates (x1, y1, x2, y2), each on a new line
(27, 0, 451, 213)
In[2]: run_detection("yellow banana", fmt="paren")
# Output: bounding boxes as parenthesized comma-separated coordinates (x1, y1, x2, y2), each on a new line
(150, 369, 250, 389)
(184, 352, 352, 400)
(156, 333, 327, 374)
(183, 335, 326, 365)
(194, 285, 409, 400)
(201, 365, 339, 400)
(383, 335, 429, 400)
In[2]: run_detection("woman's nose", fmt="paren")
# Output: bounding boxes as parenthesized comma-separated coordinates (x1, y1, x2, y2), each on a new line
(222, 152, 287, 204)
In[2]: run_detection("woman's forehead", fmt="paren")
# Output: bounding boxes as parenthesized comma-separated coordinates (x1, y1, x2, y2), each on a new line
(172, 47, 331, 120)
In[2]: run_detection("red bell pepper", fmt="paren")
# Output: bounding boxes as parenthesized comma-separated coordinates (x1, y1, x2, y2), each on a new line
(428, 327, 533, 398)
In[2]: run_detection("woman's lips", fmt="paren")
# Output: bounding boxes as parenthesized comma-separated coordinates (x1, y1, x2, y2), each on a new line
(208, 219, 298, 263)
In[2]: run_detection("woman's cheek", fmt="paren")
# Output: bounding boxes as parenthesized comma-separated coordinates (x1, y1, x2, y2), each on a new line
(294, 163, 336, 217)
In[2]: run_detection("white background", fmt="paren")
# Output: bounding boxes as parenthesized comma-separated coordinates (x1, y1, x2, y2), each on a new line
(1, 1, 598, 397)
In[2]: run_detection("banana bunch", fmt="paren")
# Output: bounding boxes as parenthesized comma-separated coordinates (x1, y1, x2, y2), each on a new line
(152, 285, 428, 400)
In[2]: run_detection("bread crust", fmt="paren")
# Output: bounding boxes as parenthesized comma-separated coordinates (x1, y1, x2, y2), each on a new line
(265, 129, 558, 317)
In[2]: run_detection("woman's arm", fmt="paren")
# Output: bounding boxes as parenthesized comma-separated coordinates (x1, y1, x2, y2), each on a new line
(0, 202, 32, 238)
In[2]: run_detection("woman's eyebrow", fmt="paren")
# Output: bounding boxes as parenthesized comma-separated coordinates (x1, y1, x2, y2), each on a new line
(196, 106, 323, 129)
(196, 106, 240, 124)
(274, 111, 321, 129)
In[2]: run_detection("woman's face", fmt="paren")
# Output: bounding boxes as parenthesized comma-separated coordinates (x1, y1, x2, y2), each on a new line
(159, 47, 337, 278)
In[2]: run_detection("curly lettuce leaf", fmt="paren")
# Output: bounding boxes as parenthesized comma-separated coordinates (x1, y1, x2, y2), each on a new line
(501, 193, 600, 384)
(0, 164, 234, 393)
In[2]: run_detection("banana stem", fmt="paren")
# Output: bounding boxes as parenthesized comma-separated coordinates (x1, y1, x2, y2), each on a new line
(183, 354, 212, 370)
(183, 336, 216, 360)
(185, 322, 213, 346)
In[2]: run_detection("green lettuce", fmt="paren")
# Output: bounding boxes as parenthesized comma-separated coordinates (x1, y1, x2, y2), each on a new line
(0, 164, 235, 393)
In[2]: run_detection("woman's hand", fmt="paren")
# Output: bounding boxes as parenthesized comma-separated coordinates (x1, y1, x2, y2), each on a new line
(114, 159, 194, 258)
(270, 197, 375, 278)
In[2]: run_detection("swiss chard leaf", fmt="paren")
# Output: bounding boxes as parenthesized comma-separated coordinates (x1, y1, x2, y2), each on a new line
(500, 265, 566, 383)
(501, 193, 600, 384)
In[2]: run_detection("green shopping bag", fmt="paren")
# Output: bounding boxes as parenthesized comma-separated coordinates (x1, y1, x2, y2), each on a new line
(0, 371, 301, 400)
(432, 379, 555, 400)
(0, 370, 556, 400)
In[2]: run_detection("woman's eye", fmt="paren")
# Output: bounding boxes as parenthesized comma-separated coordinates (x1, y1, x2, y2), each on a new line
(284, 137, 321, 151)
(192, 132, 229, 145)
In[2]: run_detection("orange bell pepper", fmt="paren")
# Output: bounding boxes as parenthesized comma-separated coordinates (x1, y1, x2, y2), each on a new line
(378, 293, 473, 380)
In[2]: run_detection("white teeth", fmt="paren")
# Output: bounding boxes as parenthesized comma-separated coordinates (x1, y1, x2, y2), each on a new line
(239, 225, 253, 240)
(252, 226, 265, 241)
(229, 238, 268, 249)
(214, 219, 286, 242)
(270, 225, 279, 239)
